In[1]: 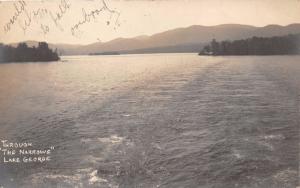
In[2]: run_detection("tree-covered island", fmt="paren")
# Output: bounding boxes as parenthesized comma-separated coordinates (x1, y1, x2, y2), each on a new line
(0, 42, 60, 63)
(199, 34, 300, 56)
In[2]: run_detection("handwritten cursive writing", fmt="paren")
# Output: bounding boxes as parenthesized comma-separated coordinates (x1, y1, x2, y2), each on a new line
(2, 0, 120, 39)
(70, 0, 120, 36)
(49, 0, 71, 31)
(18, 8, 32, 34)
(32, 8, 49, 19)
(4, 0, 27, 33)
(40, 24, 50, 35)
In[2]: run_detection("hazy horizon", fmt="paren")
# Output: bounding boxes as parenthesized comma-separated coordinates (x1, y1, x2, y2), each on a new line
(1, 0, 300, 45)
(3, 22, 300, 46)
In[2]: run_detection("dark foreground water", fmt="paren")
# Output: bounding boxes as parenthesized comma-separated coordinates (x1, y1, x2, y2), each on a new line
(0, 54, 299, 188)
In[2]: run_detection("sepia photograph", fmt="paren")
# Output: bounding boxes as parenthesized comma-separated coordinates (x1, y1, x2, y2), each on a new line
(0, 0, 299, 187)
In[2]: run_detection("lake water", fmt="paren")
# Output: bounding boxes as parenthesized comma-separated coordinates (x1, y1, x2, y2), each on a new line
(0, 54, 299, 188)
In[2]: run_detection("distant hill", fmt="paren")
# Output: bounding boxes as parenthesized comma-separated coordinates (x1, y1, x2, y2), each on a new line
(11, 24, 300, 55)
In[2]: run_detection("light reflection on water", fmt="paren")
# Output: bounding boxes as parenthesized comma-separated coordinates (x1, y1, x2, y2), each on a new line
(0, 54, 299, 188)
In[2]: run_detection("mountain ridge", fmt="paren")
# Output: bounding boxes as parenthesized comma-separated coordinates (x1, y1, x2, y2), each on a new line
(8, 23, 300, 55)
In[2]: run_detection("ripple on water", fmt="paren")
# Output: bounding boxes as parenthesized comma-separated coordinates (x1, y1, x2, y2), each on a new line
(24, 168, 119, 188)
(97, 135, 124, 144)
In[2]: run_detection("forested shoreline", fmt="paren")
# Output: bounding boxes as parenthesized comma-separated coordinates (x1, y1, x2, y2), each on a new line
(199, 34, 300, 56)
(0, 42, 59, 63)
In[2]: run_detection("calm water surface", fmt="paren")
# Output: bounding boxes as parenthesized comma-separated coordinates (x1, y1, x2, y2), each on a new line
(0, 54, 299, 188)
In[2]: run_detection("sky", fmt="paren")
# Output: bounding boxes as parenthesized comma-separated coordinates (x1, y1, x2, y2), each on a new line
(0, 0, 300, 44)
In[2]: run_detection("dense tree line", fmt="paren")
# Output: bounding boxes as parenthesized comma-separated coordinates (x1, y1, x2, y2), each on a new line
(0, 42, 59, 63)
(199, 34, 300, 55)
